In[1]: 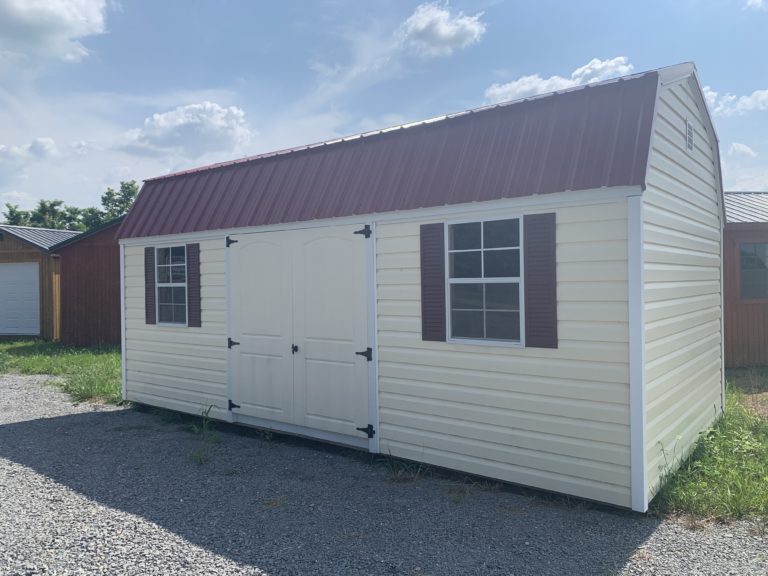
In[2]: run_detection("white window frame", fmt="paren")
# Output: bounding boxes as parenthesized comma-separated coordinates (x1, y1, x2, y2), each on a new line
(444, 215, 525, 347)
(155, 244, 189, 327)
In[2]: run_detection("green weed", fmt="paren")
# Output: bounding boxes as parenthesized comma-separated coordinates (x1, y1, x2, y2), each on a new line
(0, 339, 121, 403)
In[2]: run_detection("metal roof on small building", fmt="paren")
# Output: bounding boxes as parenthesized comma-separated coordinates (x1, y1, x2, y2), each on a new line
(119, 69, 660, 240)
(0, 225, 81, 250)
(723, 192, 768, 224)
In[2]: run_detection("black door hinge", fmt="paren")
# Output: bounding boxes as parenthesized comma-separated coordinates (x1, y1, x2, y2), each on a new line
(228, 337, 240, 349)
(291, 344, 299, 354)
(355, 347, 372, 361)
(353, 224, 372, 239)
(356, 424, 376, 438)
(228, 399, 241, 411)
(226, 236, 238, 247)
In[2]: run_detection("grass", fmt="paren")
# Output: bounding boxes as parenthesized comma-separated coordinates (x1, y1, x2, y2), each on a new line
(0, 339, 122, 403)
(653, 369, 768, 520)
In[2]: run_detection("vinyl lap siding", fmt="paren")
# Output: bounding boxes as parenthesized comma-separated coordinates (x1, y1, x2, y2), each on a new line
(376, 200, 632, 507)
(643, 78, 723, 497)
(124, 238, 229, 420)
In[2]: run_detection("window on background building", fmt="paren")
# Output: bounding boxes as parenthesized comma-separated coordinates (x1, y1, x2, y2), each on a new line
(740, 243, 768, 299)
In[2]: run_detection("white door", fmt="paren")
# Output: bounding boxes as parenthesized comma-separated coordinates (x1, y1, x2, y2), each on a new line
(229, 224, 372, 446)
(292, 227, 370, 438)
(0, 262, 40, 335)
(230, 232, 294, 423)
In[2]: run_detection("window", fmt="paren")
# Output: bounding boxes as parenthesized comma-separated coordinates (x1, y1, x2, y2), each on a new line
(740, 243, 768, 299)
(447, 218, 522, 343)
(156, 246, 187, 324)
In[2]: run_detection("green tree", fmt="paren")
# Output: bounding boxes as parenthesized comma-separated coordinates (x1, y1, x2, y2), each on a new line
(102, 180, 139, 219)
(80, 206, 106, 230)
(2, 204, 31, 226)
(29, 199, 66, 229)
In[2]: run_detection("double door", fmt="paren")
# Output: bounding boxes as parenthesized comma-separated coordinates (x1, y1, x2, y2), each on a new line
(229, 224, 372, 446)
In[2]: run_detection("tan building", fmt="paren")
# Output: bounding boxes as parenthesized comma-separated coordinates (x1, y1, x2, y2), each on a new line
(117, 62, 723, 512)
(0, 225, 80, 339)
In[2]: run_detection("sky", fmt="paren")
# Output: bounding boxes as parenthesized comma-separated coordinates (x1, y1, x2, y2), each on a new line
(0, 0, 767, 211)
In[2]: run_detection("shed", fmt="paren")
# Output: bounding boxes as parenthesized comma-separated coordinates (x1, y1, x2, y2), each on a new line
(723, 191, 768, 367)
(50, 218, 124, 347)
(0, 225, 80, 339)
(117, 62, 724, 512)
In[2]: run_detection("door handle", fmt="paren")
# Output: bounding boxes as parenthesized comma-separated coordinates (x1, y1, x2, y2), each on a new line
(291, 344, 299, 354)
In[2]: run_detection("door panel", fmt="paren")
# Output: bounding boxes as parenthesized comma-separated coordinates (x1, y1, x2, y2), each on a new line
(230, 233, 294, 422)
(292, 229, 369, 437)
(0, 262, 40, 335)
(229, 224, 371, 444)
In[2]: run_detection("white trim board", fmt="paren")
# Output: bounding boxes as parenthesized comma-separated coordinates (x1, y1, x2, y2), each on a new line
(120, 244, 127, 401)
(119, 186, 642, 247)
(628, 195, 648, 512)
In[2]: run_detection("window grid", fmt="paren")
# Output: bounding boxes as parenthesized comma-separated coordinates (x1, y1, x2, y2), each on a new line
(155, 245, 188, 326)
(446, 218, 522, 343)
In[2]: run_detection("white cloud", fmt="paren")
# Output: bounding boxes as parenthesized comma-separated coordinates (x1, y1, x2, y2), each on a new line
(0, 0, 107, 66)
(123, 101, 254, 159)
(709, 88, 768, 116)
(484, 57, 634, 103)
(745, 0, 766, 10)
(0, 190, 31, 207)
(729, 142, 758, 158)
(0, 136, 59, 187)
(398, 2, 486, 57)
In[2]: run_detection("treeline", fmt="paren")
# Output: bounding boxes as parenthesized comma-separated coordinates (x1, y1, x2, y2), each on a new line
(2, 180, 139, 231)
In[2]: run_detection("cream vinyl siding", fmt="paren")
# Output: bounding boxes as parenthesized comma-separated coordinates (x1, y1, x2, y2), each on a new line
(376, 200, 632, 507)
(123, 238, 229, 420)
(643, 77, 723, 497)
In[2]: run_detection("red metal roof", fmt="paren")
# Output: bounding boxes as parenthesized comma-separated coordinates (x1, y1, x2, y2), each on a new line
(724, 192, 768, 224)
(118, 71, 659, 239)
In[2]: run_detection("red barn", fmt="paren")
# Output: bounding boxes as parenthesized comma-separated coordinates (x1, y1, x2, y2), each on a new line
(52, 217, 123, 346)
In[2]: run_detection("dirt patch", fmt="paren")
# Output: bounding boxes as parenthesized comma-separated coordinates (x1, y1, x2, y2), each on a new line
(741, 391, 768, 419)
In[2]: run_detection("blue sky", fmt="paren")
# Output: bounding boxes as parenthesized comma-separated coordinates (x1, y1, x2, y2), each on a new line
(1, 0, 767, 210)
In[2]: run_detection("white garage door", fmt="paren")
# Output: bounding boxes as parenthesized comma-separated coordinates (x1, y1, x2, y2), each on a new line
(0, 262, 40, 335)
(228, 224, 373, 448)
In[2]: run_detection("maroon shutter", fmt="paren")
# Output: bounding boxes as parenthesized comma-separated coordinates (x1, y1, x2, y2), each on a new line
(524, 213, 557, 348)
(186, 243, 201, 328)
(144, 247, 156, 325)
(420, 223, 446, 341)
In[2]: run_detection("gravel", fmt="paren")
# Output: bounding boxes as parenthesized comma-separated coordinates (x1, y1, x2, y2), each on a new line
(0, 374, 765, 576)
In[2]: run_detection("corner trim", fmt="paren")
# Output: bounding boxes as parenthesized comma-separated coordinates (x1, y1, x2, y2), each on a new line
(628, 195, 648, 512)
(120, 244, 127, 401)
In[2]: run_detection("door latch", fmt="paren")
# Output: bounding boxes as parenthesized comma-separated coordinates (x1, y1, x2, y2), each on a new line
(356, 424, 376, 438)
(228, 338, 240, 349)
(228, 399, 241, 411)
(291, 344, 299, 354)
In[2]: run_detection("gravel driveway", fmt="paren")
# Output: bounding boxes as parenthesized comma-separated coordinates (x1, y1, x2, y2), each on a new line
(0, 375, 765, 576)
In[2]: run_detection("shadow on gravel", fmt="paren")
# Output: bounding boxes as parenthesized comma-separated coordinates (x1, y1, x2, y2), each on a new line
(0, 407, 661, 576)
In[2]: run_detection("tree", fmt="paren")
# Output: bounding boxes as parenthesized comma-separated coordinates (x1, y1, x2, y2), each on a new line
(1, 180, 139, 230)
(102, 180, 139, 220)
(2, 204, 31, 226)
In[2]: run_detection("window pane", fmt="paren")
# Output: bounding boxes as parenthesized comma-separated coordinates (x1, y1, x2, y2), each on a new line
(484, 219, 519, 249)
(449, 222, 481, 250)
(451, 310, 483, 339)
(173, 305, 187, 324)
(451, 283, 483, 310)
(158, 303, 174, 323)
(740, 244, 768, 299)
(485, 283, 519, 310)
(171, 246, 186, 264)
(172, 287, 187, 305)
(171, 265, 186, 283)
(450, 251, 481, 278)
(157, 248, 171, 266)
(157, 266, 170, 284)
(484, 249, 519, 278)
(485, 311, 520, 341)
(158, 286, 173, 305)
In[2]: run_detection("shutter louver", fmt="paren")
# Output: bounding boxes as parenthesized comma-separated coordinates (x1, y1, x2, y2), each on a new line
(186, 243, 201, 328)
(524, 213, 558, 348)
(420, 223, 446, 342)
(144, 247, 156, 325)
